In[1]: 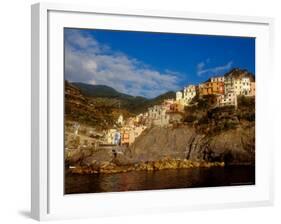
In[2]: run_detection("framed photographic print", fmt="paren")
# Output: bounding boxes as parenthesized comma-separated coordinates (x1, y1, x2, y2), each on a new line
(31, 2, 274, 221)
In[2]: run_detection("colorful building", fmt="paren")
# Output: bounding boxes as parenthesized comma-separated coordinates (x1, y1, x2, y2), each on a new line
(121, 129, 130, 146)
(106, 129, 120, 145)
(199, 82, 212, 95)
(212, 81, 224, 94)
(121, 125, 146, 146)
(170, 102, 185, 112)
(199, 81, 224, 96)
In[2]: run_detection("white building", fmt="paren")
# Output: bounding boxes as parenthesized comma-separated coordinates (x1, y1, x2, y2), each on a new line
(233, 77, 250, 96)
(216, 91, 237, 108)
(224, 77, 235, 94)
(241, 77, 251, 95)
(176, 85, 197, 106)
(148, 105, 170, 127)
(117, 114, 124, 126)
(183, 85, 197, 103)
(176, 91, 183, 101)
(211, 76, 225, 82)
(225, 76, 251, 96)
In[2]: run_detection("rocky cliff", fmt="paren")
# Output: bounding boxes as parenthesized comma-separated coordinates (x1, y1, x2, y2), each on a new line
(66, 123, 254, 174)
(125, 125, 254, 166)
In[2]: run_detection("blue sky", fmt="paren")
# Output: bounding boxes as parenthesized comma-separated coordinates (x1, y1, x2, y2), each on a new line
(65, 28, 255, 98)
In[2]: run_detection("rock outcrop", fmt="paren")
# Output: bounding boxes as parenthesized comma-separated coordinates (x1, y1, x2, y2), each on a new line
(126, 125, 255, 166)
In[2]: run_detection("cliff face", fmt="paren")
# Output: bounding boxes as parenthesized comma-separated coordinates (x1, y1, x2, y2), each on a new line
(66, 124, 255, 169)
(125, 125, 254, 166)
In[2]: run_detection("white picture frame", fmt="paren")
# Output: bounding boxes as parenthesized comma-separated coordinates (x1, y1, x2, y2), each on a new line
(31, 2, 274, 221)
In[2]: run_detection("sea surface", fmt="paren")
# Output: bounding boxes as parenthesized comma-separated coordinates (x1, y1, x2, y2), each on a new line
(65, 166, 255, 194)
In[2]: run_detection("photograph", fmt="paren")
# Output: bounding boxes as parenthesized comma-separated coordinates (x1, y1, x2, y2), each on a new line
(64, 28, 255, 194)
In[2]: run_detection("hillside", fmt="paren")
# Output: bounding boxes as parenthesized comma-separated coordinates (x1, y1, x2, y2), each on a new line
(64, 81, 134, 130)
(65, 81, 176, 129)
(71, 82, 175, 114)
(72, 82, 140, 100)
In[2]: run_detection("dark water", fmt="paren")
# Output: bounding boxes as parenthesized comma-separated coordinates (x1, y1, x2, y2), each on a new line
(65, 166, 255, 194)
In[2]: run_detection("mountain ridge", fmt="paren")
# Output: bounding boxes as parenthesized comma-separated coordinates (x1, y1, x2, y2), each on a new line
(71, 82, 173, 101)
(70, 82, 176, 114)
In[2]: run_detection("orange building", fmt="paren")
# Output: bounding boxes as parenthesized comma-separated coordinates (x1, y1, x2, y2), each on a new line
(120, 129, 130, 146)
(199, 81, 224, 96)
(199, 82, 212, 95)
(170, 102, 185, 112)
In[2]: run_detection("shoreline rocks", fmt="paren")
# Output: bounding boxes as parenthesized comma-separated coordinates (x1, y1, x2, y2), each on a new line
(68, 158, 225, 175)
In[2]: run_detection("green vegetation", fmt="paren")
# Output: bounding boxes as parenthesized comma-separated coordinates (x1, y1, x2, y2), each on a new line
(65, 81, 134, 129)
(237, 96, 255, 122)
(184, 95, 254, 135)
(71, 82, 176, 114)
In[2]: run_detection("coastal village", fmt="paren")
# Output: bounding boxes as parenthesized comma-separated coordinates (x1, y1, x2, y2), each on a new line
(66, 70, 255, 152)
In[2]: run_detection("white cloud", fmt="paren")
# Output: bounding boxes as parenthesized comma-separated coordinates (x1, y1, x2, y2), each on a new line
(197, 60, 233, 77)
(197, 62, 205, 71)
(65, 29, 181, 98)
